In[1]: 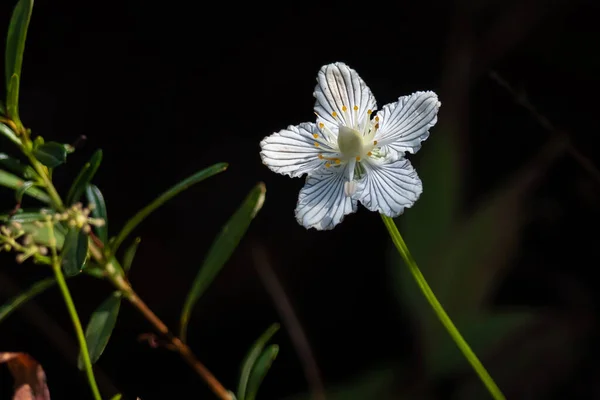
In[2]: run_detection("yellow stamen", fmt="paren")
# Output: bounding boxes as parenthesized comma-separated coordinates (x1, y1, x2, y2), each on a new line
(373, 140, 378, 145)
(319, 122, 324, 128)
(335, 159, 341, 164)
(342, 106, 347, 112)
(375, 116, 379, 122)
(367, 109, 372, 115)
(314, 142, 319, 147)
(313, 133, 319, 139)
(375, 123, 379, 129)
(325, 162, 331, 168)
(332, 111, 337, 117)
(367, 151, 372, 156)
(356, 156, 361, 161)
(353, 105, 358, 111)
(318, 154, 324, 159)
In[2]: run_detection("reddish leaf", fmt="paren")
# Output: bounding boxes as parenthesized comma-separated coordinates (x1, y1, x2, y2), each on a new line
(0, 352, 50, 400)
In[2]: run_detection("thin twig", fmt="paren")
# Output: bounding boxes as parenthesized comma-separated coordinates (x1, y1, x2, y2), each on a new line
(252, 243, 326, 400)
(104, 263, 233, 400)
(489, 71, 600, 186)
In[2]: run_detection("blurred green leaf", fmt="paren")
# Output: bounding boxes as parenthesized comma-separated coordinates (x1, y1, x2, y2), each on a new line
(108, 395, 122, 400)
(427, 312, 536, 377)
(14, 180, 36, 203)
(245, 344, 279, 400)
(67, 150, 102, 205)
(20, 220, 66, 249)
(122, 237, 141, 274)
(111, 162, 228, 254)
(0, 209, 53, 223)
(0, 122, 20, 146)
(5, 0, 33, 92)
(6, 74, 21, 125)
(0, 100, 5, 115)
(85, 184, 108, 244)
(61, 228, 88, 276)
(32, 142, 68, 168)
(238, 323, 280, 400)
(0, 277, 55, 324)
(179, 182, 266, 342)
(0, 169, 50, 203)
(78, 291, 121, 370)
(0, 153, 36, 178)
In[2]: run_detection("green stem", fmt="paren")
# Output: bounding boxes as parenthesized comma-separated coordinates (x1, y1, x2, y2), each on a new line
(28, 156, 64, 211)
(380, 215, 505, 400)
(48, 222, 102, 400)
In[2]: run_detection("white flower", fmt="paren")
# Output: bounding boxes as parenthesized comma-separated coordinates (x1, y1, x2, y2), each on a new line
(260, 62, 441, 230)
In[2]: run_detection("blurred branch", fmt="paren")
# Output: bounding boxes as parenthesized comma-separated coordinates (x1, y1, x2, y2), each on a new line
(252, 243, 326, 400)
(489, 71, 600, 186)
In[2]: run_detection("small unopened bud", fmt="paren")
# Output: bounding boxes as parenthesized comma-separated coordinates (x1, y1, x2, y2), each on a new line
(83, 225, 91, 234)
(34, 221, 44, 228)
(10, 221, 22, 230)
(15, 254, 26, 264)
(38, 246, 48, 256)
(1, 226, 10, 236)
(68, 219, 77, 228)
(22, 234, 33, 246)
(3, 243, 11, 251)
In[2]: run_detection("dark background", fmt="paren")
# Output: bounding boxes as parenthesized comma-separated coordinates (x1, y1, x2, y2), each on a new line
(1, 0, 600, 399)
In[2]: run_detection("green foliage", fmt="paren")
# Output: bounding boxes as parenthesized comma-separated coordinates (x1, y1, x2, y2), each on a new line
(67, 150, 102, 206)
(180, 182, 266, 342)
(85, 184, 108, 243)
(78, 292, 121, 369)
(0, 277, 55, 324)
(32, 142, 69, 168)
(238, 324, 280, 400)
(61, 228, 89, 276)
(111, 162, 228, 254)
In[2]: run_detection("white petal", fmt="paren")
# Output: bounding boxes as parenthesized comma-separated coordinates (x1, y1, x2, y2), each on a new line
(260, 122, 335, 178)
(375, 91, 440, 158)
(295, 164, 357, 230)
(313, 62, 377, 131)
(356, 157, 422, 217)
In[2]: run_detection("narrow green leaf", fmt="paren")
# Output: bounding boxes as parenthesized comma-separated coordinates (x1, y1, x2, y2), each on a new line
(245, 345, 279, 400)
(67, 150, 103, 205)
(32, 142, 68, 168)
(109, 395, 122, 400)
(238, 323, 280, 400)
(0, 277, 55, 324)
(0, 209, 52, 223)
(85, 184, 108, 244)
(0, 122, 20, 146)
(78, 291, 121, 369)
(61, 228, 89, 276)
(0, 169, 50, 203)
(111, 162, 228, 254)
(0, 153, 37, 178)
(5, 0, 33, 90)
(7, 73, 20, 124)
(180, 182, 266, 342)
(14, 180, 35, 203)
(122, 237, 141, 274)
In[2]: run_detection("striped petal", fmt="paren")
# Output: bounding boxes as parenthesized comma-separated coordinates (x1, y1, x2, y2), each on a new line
(313, 62, 377, 132)
(375, 91, 440, 159)
(260, 122, 336, 178)
(356, 157, 422, 217)
(295, 164, 357, 230)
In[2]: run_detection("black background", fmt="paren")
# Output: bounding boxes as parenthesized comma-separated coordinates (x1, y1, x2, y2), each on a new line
(1, 0, 600, 399)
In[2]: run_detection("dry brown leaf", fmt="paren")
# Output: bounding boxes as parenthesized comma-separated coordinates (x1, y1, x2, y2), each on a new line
(0, 352, 50, 400)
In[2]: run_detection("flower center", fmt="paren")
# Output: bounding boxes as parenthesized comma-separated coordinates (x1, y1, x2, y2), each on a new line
(337, 126, 364, 160)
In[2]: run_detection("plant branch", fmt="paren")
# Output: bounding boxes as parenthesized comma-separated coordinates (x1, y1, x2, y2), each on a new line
(47, 221, 102, 400)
